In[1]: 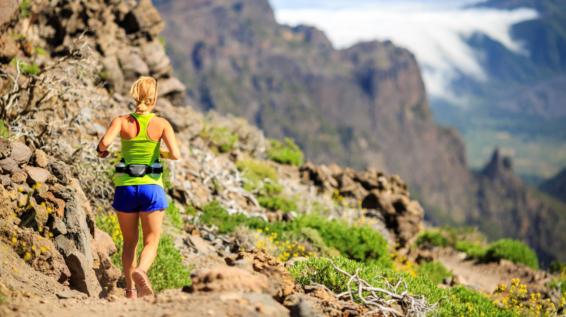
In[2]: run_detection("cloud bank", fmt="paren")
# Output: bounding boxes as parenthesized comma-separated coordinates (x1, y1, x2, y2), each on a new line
(271, 1, 537, 100)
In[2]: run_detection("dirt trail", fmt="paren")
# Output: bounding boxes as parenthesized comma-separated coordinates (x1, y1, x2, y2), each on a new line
(437, 252, 505, 293)
(2, 290, 288, 317)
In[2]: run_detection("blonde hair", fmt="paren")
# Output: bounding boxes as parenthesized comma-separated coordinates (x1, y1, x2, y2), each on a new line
(130, 76, 158, 112)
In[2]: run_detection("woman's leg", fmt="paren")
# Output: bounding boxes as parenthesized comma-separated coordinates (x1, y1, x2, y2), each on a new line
(137, 211, 164, 272)
(116, 212, 140, 291)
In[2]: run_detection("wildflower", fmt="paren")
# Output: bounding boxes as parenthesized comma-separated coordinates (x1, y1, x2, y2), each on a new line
(23, 252, 32, 261)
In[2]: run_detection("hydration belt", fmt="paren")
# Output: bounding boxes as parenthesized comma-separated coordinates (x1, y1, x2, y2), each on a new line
(115, 159, 163, 177)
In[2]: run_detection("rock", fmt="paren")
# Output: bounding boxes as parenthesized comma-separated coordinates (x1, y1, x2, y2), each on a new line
(25, 166, 52, 184)
(117, 48, 149, 79)
(158, 77, 186, 97)
(92, 229, 120, 297)
(51, 218, 68, 236)
(0, 174, 10, 186)
(64, 179, 95, 263)
(122, 0, 165, 36)
(0, 0, 18, 30)
(288, 294, 326, 317)
(34, 149, 49, 168)
(92, 229, 116, 257)
(185, 235, 216, 255)
(33, 202, 49, 228)
(141, 40, 171, 76)
(0, 157, 19, 174)
(56, 290, 88, 300)
(45, 191, 66, 218)
(10, 142, 32, 164)
(187, 266, 269, 293)
(101, 55, 124, 92)
(0, 139, 10, 158)
(55, 236, 102, 297)
(11, 170, 27, 184)
(48, 162, 72, 185)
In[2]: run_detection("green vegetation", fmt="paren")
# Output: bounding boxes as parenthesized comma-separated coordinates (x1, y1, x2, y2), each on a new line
(416, 230, 449, 248)
(236, 158, 278, 192)
(455, 240, 487, 258)
(199, 201, 390, 264)
(267, 138, 304, 166)
(33, 47, 48, 57)
(165, 202, 183, 230)
(291, 256, 518, 317)
(257, 195, 297, 212)
(417, 261, 452, 285)
(19, 0, 31, 18)
(0, 120, 9, 139)
(236, 158, 298, 212)
(200, 126, 238, 153)
(96, 212, 190, 292)
(483, 239, 539, 269)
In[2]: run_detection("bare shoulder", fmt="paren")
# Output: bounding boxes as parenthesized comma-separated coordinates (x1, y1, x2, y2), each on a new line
(154, 116, 172, 129)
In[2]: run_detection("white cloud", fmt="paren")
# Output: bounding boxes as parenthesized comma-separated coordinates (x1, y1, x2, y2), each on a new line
(273, 2, 537, 100)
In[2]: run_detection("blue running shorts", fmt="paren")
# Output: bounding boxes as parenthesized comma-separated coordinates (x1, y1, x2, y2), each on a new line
(112, 184, 168, 212)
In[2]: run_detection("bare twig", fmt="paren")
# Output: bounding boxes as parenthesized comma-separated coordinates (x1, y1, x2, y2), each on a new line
(312, 262, 437, 317)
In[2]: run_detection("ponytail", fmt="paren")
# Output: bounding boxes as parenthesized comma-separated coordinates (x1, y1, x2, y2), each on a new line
(130, 76, 158, 112)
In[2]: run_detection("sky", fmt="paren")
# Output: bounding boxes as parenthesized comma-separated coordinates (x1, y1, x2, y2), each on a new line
(269, 0, 538, 100)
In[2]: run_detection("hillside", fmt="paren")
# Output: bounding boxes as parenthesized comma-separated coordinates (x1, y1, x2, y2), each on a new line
(540, 168, 566, 203)
(153, 0, 566, 264)
(0, 1, 565, 316)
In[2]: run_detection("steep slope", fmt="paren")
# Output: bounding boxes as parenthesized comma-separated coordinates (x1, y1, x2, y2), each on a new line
(154, 0, 475, 223)
(540, 168, 566, 202)
(473, 150, 566, 263)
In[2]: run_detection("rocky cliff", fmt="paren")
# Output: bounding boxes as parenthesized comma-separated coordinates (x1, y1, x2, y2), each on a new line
(540, 168, 566, 203)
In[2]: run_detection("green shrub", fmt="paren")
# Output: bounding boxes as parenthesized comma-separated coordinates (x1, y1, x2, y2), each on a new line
(201, 126, 238, 153)
(11, 58, 40, 76)
(296, 215, 390, 264)
(165, 202, 183, 229)
(200, 201, 264, 234)
(96, 213, 190, 292)
(236, 158, 278, 192)
(19, 0, 31, 18)
(482, 239, 539, 269)
(291, 256, 518, 317)
(0, 120, 9, 139)
(267, 138, 304, 166)
(416, 230, 449, 248)
(258, 195, 297, 212)
(455, 240, 486, 258)
(198, 202, 389, 264)
(147, 235, 191, 292)
(417, 261, 452, 285)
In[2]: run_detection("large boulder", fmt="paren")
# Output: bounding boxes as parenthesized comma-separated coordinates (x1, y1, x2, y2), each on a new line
(54, 235, 102, 297)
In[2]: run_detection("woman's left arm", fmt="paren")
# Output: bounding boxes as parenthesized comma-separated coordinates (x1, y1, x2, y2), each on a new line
(97, 117, 122, 158)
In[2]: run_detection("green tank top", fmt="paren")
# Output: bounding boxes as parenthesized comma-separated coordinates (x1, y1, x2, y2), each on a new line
(113, 112, 164, 187)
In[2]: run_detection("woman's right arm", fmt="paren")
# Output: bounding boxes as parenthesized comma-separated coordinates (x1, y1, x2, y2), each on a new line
(97, 116, 122, 158)
(161, 120, 180, 160)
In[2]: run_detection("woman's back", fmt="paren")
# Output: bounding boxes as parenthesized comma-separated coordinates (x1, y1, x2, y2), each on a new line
(113, 113, 167, 187)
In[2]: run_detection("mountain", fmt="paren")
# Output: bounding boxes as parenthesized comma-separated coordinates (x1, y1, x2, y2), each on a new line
(154, 0, 566, 264)
(540, 168, 566, 203)
(154, 0, 474, 222)
(432, 0, 566, 179)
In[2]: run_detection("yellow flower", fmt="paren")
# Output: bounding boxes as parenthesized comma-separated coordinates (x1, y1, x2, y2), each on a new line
(23, 252, 32, 261)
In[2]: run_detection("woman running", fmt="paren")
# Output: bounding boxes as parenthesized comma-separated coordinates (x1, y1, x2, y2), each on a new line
(96, 76, 180, 299)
